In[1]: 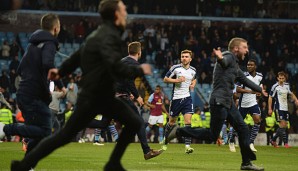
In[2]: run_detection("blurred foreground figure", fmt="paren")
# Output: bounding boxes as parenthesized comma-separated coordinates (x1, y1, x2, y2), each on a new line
(9, 1, 148, 171)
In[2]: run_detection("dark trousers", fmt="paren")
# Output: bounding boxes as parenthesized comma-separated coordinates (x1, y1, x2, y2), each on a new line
(4, 95, 52, 154)
(50, 109, 60, 134)
(77, 117, 111, 141)
(87, 117, 111, 128)
(19, 90, 142, 168)
(177, 103, 256, 164)
(266, 130, 274, 145)
(119, 96, 151, 154)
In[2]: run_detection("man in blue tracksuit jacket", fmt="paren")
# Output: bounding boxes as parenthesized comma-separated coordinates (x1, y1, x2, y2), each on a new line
(0, 13, 63, 155)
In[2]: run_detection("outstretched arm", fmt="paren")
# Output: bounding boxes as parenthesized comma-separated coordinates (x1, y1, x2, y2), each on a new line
(268, 96, 273, 115)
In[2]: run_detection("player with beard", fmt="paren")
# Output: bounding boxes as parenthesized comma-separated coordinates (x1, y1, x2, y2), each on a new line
(161, 49, 197, 154)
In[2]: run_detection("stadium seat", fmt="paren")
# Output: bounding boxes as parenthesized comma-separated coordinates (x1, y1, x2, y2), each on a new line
(59, 43, 63, 48)
(7, 37, 15, 44)
(157, 78, 164, 85)
(0, 60, 9, 71)
(64, 43, 72, 49)
(147, 77, 156, 87)
(65, 47, 74, 56)
(0, 37, 7, 45)
(55, 58, 63, 67)
(18, 32, 27, 39)
(6, 32, 14, 38)
(20, 37, 29, 49)
(159, 82, 167, 88)
(145, 75, 153, 80)
(72, 43, 80, 50)
(197, 85, 203, 93)
(59, 47, 66, 55)
(55, 56, 62, 63)
(0, 32, 5, 37)
(27, 33, 32, 38)
(202, 83, 211, 90)
(21, 41, 29, 49)
(19, 37, 28, 44)
(153, 73, 161, 79)
(286, 63, 295, 75)
(295, 63, 298, 70)
(0, 32, 6, 43)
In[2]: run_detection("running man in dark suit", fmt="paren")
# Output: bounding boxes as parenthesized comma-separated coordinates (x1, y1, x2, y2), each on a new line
(116, 41, 162, 160)
(10, 1, 148, 171)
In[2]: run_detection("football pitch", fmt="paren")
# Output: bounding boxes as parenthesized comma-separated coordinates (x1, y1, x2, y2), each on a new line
(0, 142, 297, 171)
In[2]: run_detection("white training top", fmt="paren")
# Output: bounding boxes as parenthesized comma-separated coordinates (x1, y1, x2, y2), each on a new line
(238, 72, 263, 108)
(270, 82, 292, 111)
(165, 64, 196, 100)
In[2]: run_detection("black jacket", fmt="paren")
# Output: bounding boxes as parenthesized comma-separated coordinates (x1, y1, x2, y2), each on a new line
(58, 21, 143, 100)
(17, 29, 59, 104)
(209, 51, 262, 108)
(116, 56, 140, 98)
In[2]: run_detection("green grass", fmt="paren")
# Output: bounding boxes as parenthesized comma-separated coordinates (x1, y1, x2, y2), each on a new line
(0, 142, 297, 170)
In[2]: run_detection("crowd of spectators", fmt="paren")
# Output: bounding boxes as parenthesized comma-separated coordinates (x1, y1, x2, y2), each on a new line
(2, 20, 298, 97)
(55, 18, 298, 83)
(19, 0, 298, 19)
(123, 21, 298, 91)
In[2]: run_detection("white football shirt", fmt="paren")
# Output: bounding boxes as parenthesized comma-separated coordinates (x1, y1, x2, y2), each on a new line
(238, 72, 263, 108)
(270, 82, 291, 111)
(165, 64, 196, 100)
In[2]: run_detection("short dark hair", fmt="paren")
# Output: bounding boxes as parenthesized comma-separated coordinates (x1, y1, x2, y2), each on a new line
(128, 41, 141, 55)
(99, 0, 120, 21)
(40, 13, 59, 31)
(248, 59, 257, 65)
(195, 106, 201, 113)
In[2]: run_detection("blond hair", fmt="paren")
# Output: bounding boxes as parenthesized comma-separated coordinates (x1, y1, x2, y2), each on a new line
(181, 49, 192, 57)
(228, 37, 247, 51)
(128, 41, 141, 55)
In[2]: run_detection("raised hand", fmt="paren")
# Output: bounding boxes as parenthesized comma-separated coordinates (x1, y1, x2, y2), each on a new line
(213, 47, 223, 60)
